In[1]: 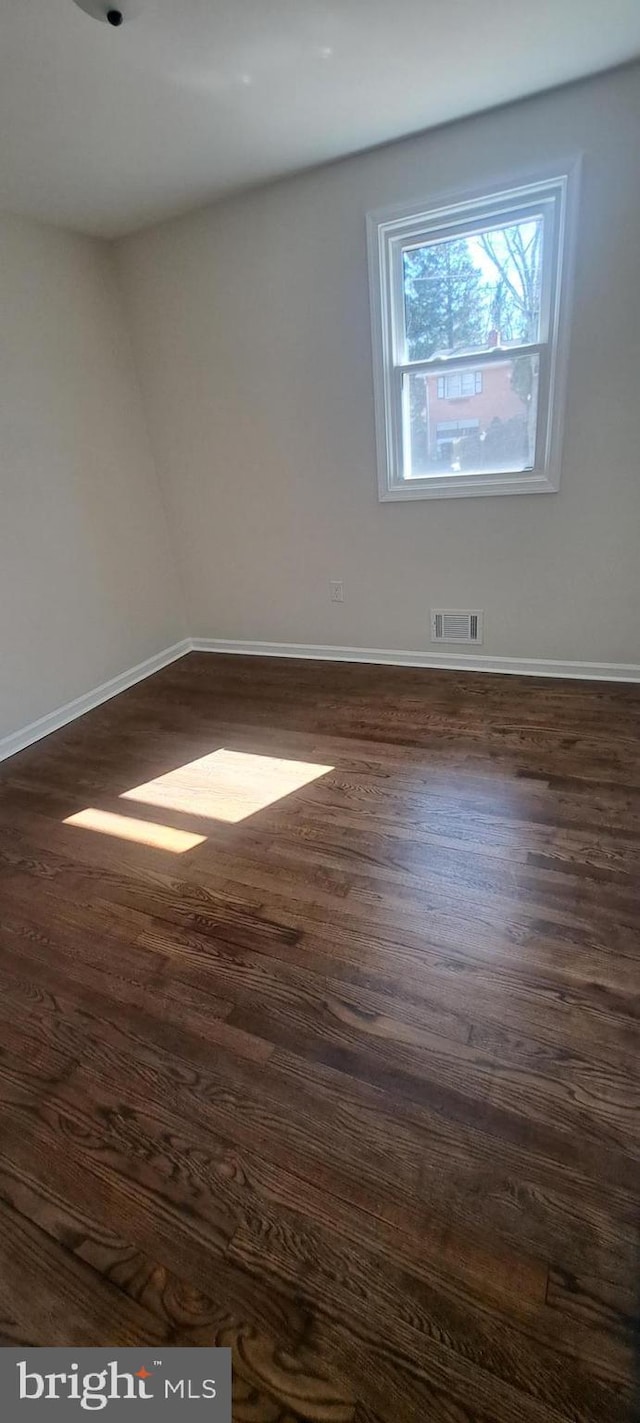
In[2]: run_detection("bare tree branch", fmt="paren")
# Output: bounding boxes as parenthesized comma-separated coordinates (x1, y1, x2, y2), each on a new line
(479, 224, 541, 341)
(479, 235, 524, 310)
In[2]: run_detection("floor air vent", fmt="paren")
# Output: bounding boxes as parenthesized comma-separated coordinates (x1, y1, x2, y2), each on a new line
(431, 609, 484, 644)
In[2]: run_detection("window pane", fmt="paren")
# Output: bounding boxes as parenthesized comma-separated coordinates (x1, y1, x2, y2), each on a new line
(403, 217, 543, 360)
(404, 355, 539, 477)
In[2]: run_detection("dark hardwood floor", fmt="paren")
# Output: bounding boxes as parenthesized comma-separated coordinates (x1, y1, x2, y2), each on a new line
(0, 651, 639, 1420)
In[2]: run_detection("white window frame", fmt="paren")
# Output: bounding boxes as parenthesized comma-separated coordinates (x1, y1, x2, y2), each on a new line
(367, 159, 581, 502)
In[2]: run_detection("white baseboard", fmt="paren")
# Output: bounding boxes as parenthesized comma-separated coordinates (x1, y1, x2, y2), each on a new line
(2, 633, 638, 767)
(0, 639, 192, 766)
(192, 637, 640, 683)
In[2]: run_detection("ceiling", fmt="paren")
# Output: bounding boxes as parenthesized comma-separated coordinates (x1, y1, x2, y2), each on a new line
(1, 0, 639, 239)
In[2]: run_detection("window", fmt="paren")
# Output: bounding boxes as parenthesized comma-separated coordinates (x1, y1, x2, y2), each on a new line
(367, 164, 579, 500)
(437, 371, 483, 399)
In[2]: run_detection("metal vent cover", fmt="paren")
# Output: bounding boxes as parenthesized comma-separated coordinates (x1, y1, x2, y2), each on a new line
(431, 610, 484, 644)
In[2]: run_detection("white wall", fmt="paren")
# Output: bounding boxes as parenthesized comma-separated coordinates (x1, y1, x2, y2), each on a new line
(117, 64, 640, 666)
(0, 213, 185, 742)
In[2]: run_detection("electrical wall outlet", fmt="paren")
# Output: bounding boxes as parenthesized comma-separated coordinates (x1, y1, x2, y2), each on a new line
(330, 580, 344, 603)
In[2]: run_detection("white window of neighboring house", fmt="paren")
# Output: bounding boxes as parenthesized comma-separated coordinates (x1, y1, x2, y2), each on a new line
(437, 370, 483, 399)
(367, 162, 580, 501)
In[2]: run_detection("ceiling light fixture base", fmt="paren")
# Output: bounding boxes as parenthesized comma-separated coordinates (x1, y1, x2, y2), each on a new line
(72, 1, 143, 25)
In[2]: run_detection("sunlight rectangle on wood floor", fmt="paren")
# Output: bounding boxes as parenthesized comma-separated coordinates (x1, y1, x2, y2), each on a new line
(63, 807, 206, 853)
(120, 748, 334, 824)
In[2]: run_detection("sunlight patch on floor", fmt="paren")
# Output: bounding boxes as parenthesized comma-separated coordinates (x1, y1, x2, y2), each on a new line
(120, 748, 334, 824)
(63, 807, 206, 854)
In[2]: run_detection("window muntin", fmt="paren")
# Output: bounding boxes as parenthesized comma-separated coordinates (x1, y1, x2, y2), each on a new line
(368, 167, 578, 500)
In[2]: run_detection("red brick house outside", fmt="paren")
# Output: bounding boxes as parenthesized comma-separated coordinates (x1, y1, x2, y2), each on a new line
(408, 345, 537, 476)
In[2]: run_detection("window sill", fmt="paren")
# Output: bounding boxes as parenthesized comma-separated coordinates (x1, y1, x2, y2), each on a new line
(379, 470, 559, 502)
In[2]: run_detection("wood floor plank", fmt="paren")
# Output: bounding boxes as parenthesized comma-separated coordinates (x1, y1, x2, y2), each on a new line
(0, 1196, 169, 1347)
(0, 1151, 355, 1422)
(0, 652, 639, 1420)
